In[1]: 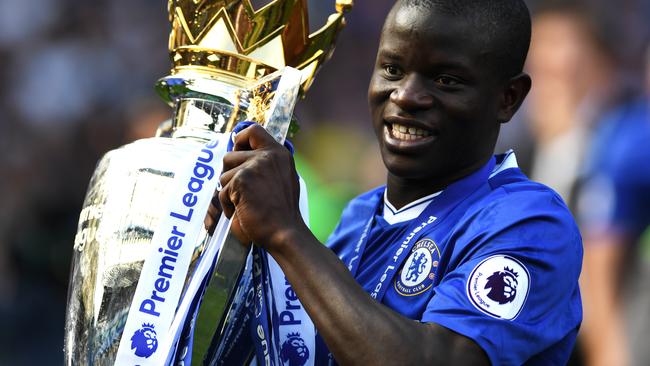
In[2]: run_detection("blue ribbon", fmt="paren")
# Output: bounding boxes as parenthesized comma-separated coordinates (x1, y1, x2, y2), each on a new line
(227, 121, 295, 154)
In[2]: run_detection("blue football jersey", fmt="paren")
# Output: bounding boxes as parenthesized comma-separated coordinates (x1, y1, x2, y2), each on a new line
(326, 151, 583, 366)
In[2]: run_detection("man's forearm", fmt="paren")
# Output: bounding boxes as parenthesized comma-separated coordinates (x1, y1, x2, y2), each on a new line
(266, 223, 488, 365)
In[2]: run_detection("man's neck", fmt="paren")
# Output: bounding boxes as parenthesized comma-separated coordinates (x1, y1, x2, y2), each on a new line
(385, 175, 448, 210)
(385, 157, 492, 210)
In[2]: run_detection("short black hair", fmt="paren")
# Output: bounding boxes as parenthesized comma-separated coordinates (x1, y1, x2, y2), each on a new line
(400, 0, 532, 79)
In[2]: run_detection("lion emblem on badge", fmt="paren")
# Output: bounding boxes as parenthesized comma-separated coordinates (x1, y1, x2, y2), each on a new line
(484, 266, 519, 304)
(130, 323, 158, 358)
(280, 332, 309, 366)
(405, 252, 429, 282)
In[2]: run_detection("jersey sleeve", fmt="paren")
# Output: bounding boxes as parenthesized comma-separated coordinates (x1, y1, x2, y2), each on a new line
(422, 189, 583, 365)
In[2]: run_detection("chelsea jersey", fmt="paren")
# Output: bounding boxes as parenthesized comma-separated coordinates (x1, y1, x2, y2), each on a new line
(326, 151, 583, 366)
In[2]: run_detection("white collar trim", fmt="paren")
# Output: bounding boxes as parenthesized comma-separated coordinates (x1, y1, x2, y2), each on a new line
(383, 190, 441, 225)
(489, 149, 518, 178)
(382, 151, 519, 226)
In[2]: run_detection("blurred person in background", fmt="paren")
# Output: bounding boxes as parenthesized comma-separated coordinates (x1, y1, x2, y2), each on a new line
(574, 50, 650, 366)
(526, 1, 618, 202)
(526, 1, 650, 365)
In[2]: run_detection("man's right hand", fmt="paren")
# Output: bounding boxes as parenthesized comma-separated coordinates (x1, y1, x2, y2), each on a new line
(213, 124, 305, 251)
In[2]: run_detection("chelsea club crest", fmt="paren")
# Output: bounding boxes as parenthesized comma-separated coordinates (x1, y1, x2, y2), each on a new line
(394, 239, 441, 296)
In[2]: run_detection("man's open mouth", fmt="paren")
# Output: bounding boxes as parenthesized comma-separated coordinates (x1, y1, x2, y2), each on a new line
(388, 123, 432, 141)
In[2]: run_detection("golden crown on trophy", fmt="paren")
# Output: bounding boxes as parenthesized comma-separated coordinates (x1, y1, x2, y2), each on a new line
(167, 0, 353, 91)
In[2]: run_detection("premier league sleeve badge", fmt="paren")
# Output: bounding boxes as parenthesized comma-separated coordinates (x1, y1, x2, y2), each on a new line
(394, 239, 441, 296)
(466, 255, 530, 320)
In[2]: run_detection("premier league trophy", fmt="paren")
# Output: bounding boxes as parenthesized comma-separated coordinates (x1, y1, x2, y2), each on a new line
(63, 1, 352, 364)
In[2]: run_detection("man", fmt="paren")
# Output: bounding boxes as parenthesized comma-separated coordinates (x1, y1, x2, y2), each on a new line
(213, 0, 582, 364)
(577, 97, 650, 366)
(524, 4, 650, 365)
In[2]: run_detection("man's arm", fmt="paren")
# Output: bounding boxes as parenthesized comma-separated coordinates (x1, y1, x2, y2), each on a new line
(217, 124, 489, 365)
(263, 220, 488, 366)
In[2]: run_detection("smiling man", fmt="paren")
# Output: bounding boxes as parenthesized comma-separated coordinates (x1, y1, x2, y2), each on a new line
(215, 0, 583, 364)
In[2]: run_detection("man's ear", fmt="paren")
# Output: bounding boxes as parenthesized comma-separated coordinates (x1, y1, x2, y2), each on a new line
(497, 72, 531, 123)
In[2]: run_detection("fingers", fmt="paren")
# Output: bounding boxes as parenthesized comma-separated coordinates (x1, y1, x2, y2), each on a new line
(216, 124, 297, 245)
(204, 192, 251, 247)
(232, 123, 278, 151)
(219, 150, 258, 218)
(204, 194, 223, 234)
(204, 215, 215, 234)
(218, 185, 236, 219)
(222, 150, 256, 172)
(229, 212, 252, 247)
(220, 153, 251, 199)
(217, 161, 255, 219)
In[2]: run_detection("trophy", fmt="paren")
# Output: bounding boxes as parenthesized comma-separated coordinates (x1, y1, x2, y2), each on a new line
(63, 1, 352, 364)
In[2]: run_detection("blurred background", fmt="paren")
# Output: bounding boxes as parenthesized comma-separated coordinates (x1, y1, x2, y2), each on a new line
(0, 0, 648, 364)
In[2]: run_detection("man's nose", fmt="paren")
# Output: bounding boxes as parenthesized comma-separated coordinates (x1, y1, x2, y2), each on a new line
(390, 74, 433, 111)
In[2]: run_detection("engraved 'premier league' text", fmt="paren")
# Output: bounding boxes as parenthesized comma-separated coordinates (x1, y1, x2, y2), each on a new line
(139, 140, 218, 318)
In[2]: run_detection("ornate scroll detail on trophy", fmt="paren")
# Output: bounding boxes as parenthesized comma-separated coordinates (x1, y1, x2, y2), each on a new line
(64, 0, 352, 365)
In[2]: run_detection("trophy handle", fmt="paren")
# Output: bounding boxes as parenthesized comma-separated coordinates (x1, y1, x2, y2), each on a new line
(259, 67, 303, 145)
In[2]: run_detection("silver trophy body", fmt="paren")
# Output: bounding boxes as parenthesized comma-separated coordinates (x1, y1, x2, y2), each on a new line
(64, 72, 300, 365)
(64, 129, 209, 364)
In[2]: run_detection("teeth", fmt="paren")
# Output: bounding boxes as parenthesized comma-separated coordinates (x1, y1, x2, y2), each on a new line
(390, 123, 430, 141)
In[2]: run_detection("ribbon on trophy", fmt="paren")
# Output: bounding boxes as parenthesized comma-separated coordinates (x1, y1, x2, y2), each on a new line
(251, 240, 316, 366)
(241, 125, 315, 366)
(114, 132, 230, 365)
(166, 122, 316, 366)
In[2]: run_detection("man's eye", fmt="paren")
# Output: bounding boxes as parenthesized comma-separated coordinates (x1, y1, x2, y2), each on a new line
(382, 65, 402, 77)
(434, 75, 460, 86)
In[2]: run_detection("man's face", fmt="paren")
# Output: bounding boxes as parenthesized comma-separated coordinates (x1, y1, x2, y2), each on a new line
(368, 5, 504, 183)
